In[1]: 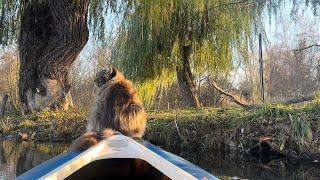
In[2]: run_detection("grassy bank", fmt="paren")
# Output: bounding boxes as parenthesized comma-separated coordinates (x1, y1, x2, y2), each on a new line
(0, 103, 319, 160)
(147, 104, 320, 160)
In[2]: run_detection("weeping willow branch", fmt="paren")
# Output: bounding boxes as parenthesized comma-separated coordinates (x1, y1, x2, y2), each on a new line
(212, 81, 249, 107)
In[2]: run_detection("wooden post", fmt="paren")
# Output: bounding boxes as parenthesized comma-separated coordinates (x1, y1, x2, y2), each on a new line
(0, 94, 9, 118)
(259, 34, 265, 102)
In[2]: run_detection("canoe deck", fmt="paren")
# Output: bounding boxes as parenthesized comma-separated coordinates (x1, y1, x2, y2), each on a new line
(66, 158, 169, 179)
(17, 135, 218, 180)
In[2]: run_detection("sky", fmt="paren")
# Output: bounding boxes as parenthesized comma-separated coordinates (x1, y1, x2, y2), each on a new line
(265, 2, 320, 47)
(230, 2, 320, 87)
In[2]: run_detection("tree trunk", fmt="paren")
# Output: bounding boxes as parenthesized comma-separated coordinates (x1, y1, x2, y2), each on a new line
(18, 0, 89, 112)
(176, 45, 201, 108)
(0, 94, 8, 118)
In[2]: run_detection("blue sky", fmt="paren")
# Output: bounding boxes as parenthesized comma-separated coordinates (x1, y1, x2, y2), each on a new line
(264, 2, 320, 48)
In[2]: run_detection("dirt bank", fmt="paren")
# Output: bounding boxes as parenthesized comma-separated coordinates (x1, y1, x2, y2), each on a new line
(0, 104, 319, 161)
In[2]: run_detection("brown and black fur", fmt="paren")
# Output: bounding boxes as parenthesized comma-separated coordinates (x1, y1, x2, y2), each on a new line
(70, 68, 147, 151)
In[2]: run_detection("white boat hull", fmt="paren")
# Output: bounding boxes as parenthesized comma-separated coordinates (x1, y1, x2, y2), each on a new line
(17, 135, 218, 180)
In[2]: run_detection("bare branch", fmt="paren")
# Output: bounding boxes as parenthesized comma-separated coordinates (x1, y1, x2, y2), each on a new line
(293, 44, 320, 52)
(212, 81, 249, 107)
(212, 0, 266, 10)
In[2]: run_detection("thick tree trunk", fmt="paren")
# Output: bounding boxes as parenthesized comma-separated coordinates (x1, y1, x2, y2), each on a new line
(18, 0, 89, 112)
(176, 45, 201, 108)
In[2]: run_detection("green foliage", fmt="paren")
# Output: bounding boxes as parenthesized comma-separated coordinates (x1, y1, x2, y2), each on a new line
(107, 0, 320, 105)
(135, 69, 175, 107)
(35, 107, 89, 121)
(18, 119, 34, 127)
(314, 90, 320, 103)
(0, 117, 11, 133)
(110, 0, 264, 104)
(116, 0, 261, 74)
(248, 102, 317, 150)
(289, 113, 311, 145)
(251, 103, 297, 121)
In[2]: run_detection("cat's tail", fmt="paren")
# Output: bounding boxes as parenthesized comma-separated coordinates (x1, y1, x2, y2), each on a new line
(100, 128, 120, 138)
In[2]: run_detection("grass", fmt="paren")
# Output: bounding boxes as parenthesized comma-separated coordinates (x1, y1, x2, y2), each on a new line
(0, 103, 319, 159)
(0, 117, 11, 133)
(0, 107, 88, 142)
(289, 114, 312, 146)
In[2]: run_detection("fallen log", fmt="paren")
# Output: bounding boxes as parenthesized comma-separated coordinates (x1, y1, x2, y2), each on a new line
(283, 96, 314, 105)
(212, 81, 249, 107)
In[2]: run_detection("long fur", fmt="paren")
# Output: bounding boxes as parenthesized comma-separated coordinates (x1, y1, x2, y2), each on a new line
(70, 68, 147, 151)
(69, 128, 117, 151)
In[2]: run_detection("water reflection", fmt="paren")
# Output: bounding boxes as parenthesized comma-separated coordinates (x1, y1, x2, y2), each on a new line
(0, 141, 319, 179)
(174, 149, 320, 180)
(0, 141, 68, 179)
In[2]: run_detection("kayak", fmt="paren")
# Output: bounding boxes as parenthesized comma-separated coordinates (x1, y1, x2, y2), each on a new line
(16, 135, 218, 180)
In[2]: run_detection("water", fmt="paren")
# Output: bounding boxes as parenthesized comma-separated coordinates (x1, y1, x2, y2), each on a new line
(0, 141, 69, 179)
(175, 149, 320, 180)
(0, 141, 319, 180)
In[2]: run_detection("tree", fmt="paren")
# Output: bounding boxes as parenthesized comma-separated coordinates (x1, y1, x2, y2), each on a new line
(1, 0, 320, 111)
(0, 0, 109, 112)
(0, 48, 19, 110)
(110, 0, 265, 107)
(0, 0, 92, 112)
(110, 0, 320, 107)
(17, 0, 90, 112)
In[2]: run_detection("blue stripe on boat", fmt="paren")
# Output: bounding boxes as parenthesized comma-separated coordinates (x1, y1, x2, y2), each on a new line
(16, 151, 80, 180)
(138, 140, 219, 180)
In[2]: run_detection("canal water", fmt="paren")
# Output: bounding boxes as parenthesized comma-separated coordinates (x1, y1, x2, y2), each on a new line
(0, 141, 319, 179)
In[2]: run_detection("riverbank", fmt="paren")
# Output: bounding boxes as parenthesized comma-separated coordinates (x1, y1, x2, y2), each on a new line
(0, 103, 319, 161)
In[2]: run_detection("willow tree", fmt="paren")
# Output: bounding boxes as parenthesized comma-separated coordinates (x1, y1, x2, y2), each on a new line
(111, 0, 320, 107)
(0, 0, 112, 112)
(111, 0, 262, 107)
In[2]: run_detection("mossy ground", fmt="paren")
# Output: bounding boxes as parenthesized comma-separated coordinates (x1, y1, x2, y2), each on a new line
(0, 103, 319, 160)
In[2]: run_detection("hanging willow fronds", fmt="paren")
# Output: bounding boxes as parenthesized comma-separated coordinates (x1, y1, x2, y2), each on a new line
(108, 0, 266, 104)
(0, 0, 318, 45)
(102, 0, 320, 105)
